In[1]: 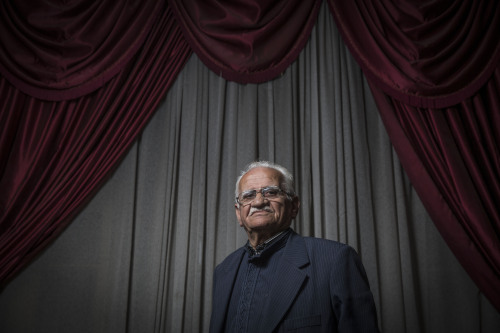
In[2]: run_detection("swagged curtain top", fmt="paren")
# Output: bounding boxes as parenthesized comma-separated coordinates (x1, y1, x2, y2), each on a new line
(168, 0, 322, 83)
(1, 0, 499, 312)
(0, 0, 163, 101)
(329, 0, 500, 108)
(1, 0, 499, 100)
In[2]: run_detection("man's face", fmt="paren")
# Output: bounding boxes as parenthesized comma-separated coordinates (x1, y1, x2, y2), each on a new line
(235, 167, 299, 235)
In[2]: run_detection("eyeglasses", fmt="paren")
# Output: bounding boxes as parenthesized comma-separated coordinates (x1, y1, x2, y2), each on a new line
(236, 186, 288, 206)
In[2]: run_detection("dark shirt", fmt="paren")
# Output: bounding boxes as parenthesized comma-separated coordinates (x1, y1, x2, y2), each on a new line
(225, 229, 292, 332)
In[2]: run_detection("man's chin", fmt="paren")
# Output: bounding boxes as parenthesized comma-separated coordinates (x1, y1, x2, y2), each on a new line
(249, 213, 275, 223)
(244, 219, 273, 231)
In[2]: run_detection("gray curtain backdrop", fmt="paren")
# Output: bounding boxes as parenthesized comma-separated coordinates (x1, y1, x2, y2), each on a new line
(1, 3, 499, 332)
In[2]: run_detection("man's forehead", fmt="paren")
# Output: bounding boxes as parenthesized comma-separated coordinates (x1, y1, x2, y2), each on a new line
(240, 167, 282, 188)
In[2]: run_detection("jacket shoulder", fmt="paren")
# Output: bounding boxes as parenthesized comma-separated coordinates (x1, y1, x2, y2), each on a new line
(301, 236, 362, 264)
(302, 235, 351, 251)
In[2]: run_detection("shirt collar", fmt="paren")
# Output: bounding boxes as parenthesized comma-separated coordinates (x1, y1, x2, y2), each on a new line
(245, 228, 291, 260)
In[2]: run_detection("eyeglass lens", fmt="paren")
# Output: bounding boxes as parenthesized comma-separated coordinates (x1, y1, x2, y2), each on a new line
(238, 186, 282, 204)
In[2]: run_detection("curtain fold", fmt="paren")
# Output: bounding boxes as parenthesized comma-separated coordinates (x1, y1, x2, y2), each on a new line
(0, 0, 163, 101)
(328, 0, 500, 311)
(0, 4, 192, 288)
(368, 70, 500, 311)
(328, 0, 500, 108)
(168, 0, 322, 83)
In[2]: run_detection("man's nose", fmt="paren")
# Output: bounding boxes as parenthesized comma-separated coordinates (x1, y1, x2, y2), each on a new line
(252, 192, 268, 206)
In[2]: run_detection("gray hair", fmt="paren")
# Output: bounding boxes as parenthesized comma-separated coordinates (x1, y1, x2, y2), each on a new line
(235, 161, 296, 202)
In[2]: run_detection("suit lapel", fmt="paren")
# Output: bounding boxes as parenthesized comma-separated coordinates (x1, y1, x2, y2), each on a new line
(211, 248, 245, 333)
(258, 232, 310, 333)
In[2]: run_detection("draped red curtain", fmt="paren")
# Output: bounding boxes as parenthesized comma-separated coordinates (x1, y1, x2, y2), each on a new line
(1, 0, 499, 314)
(368, 71, 500, 311)
(168, 0, 322, 83)
(328, 0, 500, 108)
(0, 0, 192, 287)
(328, 0, 500, 311)
(0, 0, 163, 100)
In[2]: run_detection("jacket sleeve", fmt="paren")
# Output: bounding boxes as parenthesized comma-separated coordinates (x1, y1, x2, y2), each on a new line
(329, 245, 380, 333)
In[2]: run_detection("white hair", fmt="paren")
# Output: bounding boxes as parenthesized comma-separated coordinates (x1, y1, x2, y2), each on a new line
(235, 161, 296, 203)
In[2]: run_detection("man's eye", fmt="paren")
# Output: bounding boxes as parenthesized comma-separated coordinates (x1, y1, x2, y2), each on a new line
(241, 192, 256, 200)
(263, 189, 279, 197)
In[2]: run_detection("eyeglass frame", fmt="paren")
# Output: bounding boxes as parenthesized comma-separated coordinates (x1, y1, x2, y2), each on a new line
(235, 185, 293, 206)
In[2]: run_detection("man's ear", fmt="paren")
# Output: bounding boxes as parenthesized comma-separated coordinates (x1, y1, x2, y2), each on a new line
(235, 203, 243, 227)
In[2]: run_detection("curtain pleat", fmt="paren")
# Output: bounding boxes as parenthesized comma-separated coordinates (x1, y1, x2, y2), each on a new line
(168, 0, 322, 83)
(328, 0, 500, 108)
(0, 0, 163, 100)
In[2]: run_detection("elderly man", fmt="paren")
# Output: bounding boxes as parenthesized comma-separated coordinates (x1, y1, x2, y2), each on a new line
(210, 161, 380, 332)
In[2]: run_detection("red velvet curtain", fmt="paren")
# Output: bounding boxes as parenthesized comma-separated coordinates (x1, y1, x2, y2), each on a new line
(0, 0, 162, 100)
(328, 0, 500, 311)
(0, 0, 192, 288)
(168, 0, 322, 83)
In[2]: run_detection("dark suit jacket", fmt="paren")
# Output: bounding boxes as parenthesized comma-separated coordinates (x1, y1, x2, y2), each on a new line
(209, 230, 380, 333)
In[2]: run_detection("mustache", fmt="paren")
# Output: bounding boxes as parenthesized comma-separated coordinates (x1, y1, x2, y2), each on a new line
(249, 206, 273, 215)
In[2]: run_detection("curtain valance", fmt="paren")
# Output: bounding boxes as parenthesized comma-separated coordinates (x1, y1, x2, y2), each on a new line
(329, 0, 500, 108)
(168, 0, 322, 83)
(0, 0, 162, 101)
